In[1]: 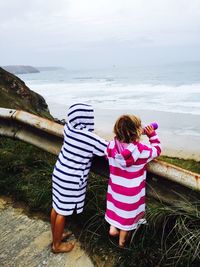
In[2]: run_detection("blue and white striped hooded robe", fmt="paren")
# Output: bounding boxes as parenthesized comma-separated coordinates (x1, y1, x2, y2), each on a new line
(52, 103, 107, 215)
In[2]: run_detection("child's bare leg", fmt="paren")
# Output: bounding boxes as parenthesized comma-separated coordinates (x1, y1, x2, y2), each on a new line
(52, 214, 74, 253)
(109, 225, 119, 236)
(51, 208, 72, 242)
(51, 208, 57, 239)
(119, 230, 129, 247)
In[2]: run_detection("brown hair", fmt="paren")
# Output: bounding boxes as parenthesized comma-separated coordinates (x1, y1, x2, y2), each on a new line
(114, 114, 142, 143)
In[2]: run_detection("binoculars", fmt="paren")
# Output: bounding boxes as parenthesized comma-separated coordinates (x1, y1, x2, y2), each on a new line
(143, 122, 158, 134)
(149, 122, 158, 130)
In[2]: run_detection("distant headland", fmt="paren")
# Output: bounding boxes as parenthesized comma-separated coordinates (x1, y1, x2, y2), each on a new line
(2, 65, 40, 74)
(1, 65, 65, 75)
(36, 66, 65, 71)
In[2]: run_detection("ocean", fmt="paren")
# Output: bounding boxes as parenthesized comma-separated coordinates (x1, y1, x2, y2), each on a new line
(19, 62, 200, 115)
(18, 62, 200, 159)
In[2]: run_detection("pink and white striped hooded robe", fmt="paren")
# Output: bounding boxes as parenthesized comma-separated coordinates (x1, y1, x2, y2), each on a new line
(105, 131, 161, 231)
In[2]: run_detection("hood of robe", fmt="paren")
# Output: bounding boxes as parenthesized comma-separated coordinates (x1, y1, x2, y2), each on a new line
(67, 102, 94, 131)
(113, 138, 141, 167)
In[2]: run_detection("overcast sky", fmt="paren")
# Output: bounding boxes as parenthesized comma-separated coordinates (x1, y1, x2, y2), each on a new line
(1, 0, 200, 68)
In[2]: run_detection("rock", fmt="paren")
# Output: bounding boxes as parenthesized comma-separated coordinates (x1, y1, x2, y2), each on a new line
(0, 67, 53, 119)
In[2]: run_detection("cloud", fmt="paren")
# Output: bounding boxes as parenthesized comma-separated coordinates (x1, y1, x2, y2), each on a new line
(1, 0, 200, 66)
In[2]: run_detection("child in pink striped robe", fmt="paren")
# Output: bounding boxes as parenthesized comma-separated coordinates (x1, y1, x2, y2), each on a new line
(105, 114, 161, 247)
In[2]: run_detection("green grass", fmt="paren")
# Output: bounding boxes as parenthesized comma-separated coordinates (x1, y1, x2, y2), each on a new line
(159, 155, 200, 174)
(80, 191, 200, 266)
(1, 137, 200, 266)
(0, 137, 55, 212)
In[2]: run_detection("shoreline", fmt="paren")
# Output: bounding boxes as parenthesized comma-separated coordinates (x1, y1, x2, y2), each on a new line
(48, 102, 200, 161)
(95, 129, 200, 161)
(94, 108, 200, 161)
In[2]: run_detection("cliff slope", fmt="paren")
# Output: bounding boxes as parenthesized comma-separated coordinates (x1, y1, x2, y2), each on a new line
(0, 67, 52, 119)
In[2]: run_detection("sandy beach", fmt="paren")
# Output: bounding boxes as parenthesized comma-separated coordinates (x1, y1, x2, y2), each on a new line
(95, 108, 200, 161)
(48, 102, 200, 161)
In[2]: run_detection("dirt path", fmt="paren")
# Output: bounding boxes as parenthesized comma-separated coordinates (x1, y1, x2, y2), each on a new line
(0, 197, 94, 267)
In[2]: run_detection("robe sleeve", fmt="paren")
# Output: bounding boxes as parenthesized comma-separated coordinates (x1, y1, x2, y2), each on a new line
(92, 134, 108, 156)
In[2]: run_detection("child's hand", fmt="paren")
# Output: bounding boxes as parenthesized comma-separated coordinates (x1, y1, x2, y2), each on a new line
(144, 125, 155, 137)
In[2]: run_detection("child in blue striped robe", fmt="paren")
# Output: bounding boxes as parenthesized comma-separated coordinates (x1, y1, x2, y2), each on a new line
(51, 102, 107, 253)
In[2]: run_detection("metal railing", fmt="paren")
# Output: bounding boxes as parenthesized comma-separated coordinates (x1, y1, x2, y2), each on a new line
(0, 107, 200, 191)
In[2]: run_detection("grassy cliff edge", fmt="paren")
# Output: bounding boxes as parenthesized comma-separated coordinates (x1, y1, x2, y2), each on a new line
(0, 137, 200, 266)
